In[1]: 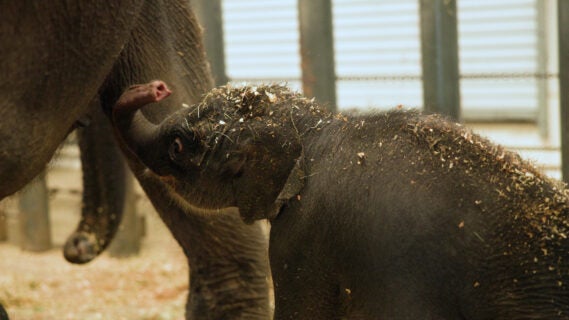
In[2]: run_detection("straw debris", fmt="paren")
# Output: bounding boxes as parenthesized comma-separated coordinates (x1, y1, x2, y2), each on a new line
(407, 113, 569, 251)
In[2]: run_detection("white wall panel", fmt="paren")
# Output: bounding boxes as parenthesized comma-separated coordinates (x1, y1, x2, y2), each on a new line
(333, 0, 422, 111)
(222, 0, 301, 81)
(222, 0, 544, 120)
(458, 0, 539, 120)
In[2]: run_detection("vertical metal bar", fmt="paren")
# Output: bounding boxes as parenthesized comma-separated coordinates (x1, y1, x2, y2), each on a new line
(536, 0, 549, 139)
(419, 0, 461, 121)
(298, 0, 337, 112)
(559, 0, 569, 182)
(18, 173, 51, 251)
(192, 0, 229, 86)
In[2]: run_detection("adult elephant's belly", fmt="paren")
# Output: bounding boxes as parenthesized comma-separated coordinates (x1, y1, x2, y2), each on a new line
(0, 105, 77, 199)
(0, 1, 142, 200)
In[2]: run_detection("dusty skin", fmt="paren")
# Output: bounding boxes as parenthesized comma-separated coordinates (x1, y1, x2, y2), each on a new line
(113, 83, 569, 318)
(0, 196, 188, 320)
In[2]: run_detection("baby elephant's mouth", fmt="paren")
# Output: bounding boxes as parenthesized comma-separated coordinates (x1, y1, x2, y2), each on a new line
(159, 175, 178, 188)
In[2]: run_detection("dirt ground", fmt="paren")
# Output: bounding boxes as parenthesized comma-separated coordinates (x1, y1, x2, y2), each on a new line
(0, 187, 189, 320)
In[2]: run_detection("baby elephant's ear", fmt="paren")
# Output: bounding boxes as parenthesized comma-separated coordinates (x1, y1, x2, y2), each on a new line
(220, 137, 261, 179)
(223, 150, 248, 177)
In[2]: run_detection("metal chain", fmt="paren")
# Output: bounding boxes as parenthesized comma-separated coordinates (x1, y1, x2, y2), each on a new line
(230, 72, 558, 83)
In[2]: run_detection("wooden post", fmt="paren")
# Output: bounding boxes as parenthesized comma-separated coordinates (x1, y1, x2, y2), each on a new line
(298, 0, 337, 112)
(109, 169, 142, 257)
(559, 0, 569, 182)
(419, 0, 461, 121)
(192, 0, 229, 86)
(18, 173, 52, 251)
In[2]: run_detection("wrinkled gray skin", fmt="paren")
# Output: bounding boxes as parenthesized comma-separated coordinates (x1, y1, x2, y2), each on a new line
(115, 83, 569, 319)
(1, 2, 270, 319)
(63, 104, 128, 264)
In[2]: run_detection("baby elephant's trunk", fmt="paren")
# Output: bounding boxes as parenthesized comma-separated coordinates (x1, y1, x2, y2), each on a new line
(112, 80, 171, 167)
(114, 80, 171, 115)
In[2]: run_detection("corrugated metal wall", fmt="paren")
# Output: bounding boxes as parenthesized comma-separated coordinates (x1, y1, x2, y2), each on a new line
(459, 0, 540, 120)
(333, 0, 422, 110)
(222, 0, 546, 120)
(223, 0, 301, 91)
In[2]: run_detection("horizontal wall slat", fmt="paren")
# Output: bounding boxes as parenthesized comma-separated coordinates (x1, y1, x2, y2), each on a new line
(223, 0, 542, 121)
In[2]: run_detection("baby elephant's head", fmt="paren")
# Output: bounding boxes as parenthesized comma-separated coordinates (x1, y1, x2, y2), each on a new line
(113, 81, 309, 223)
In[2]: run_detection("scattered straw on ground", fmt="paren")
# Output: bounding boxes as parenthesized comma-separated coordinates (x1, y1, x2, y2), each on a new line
(0, 209, 188, 320)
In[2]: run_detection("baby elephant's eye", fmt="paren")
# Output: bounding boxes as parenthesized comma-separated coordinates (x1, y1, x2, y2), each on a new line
(169, 137, 184, 159)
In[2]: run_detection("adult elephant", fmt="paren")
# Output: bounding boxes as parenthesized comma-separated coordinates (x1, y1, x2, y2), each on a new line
(0, 1, 270, 319)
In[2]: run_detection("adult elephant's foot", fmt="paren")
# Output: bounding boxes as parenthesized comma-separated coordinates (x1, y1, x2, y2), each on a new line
(63, 231, 100, 264)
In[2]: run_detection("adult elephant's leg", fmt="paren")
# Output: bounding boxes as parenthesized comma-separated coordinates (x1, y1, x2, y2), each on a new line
(141, 179, 271, 319)
(63, 101, 127, 264)
(99, 1, 271, 318)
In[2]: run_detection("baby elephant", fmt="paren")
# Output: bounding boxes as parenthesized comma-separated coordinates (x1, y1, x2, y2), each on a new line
(113, 81, 569, 319)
